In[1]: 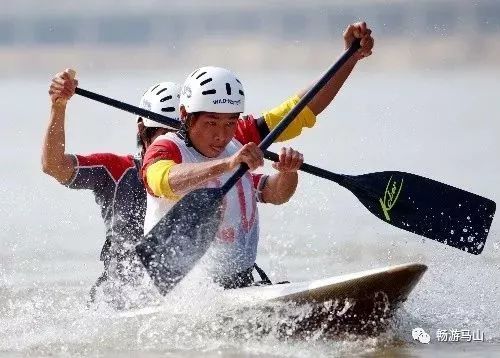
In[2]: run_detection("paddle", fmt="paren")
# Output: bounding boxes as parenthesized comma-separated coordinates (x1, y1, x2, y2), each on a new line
(267, 150, 496, 255)
(74, 67, 496, 257)
(75, 87, 180, 127)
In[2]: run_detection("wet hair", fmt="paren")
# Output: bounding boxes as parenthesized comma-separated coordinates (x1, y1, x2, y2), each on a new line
(137, 117, 173, 157)
(178, 113, 198, 147)
(177, 112, 206, 147)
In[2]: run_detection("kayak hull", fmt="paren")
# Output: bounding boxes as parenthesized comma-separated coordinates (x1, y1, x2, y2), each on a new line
(226, 262, 427, 336)
(119, 262, 427, 336)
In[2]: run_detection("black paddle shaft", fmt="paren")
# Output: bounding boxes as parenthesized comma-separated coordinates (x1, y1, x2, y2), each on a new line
(75, 87, 179, 127)
(221, 40, 361, 193)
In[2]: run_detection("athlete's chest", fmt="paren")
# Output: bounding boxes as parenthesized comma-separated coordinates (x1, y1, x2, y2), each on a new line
(112, 169, 147, 214)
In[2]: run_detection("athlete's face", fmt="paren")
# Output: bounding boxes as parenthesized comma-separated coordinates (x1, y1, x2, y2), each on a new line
(189, 112, 240, 158)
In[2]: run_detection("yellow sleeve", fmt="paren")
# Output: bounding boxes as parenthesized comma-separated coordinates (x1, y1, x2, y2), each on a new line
(262, 95, 316, 142)
(146, 160, 180, 200)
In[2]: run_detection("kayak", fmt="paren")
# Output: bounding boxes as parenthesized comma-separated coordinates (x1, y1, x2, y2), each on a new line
(119, 262, 427, 336)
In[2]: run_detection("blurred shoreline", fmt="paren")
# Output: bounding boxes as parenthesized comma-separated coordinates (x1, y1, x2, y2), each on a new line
(4, 0, 500, 76)
(3, 35, 500, 77)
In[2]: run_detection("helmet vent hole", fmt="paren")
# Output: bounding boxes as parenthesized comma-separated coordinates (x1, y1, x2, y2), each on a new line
(239, 90, 244, 96)
(162, 107, 176, 112)
(160, 95, 172, 102)
(150, 84, 160, 92)
(226, 83, 232, 95)
(156, 88, 168, 95)
(202, 89, 216, 95)
(195, 71, 207, 79)
(200, 78, 212, 86)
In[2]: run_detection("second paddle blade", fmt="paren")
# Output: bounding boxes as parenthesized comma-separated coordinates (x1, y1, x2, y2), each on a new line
(342, 171, 496, 255)
(136, 188, 224, 295)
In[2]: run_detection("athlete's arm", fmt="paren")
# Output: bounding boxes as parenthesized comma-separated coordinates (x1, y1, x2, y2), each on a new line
(239, 22, 375, 144)
(42, 69, 78, 184)
(143, 140, 264, 199)
(298, 22, 374, 116)
(261, 147, 303, 205)
(297, 57, 357, 117)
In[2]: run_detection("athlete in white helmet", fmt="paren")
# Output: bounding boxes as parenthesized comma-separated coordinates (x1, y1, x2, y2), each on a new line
(136, 81, 182, 155)
(43, 74, 181, 307)
(141, 21, 375, 289)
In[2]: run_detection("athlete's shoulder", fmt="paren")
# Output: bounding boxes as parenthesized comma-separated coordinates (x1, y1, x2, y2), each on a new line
(75, 152, 134, 166)
(144, 133, 183, 166)
(74, 152, 135, 181)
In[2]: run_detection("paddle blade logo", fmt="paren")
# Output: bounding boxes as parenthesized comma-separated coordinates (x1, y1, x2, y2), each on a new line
(379, 176, 404, 221)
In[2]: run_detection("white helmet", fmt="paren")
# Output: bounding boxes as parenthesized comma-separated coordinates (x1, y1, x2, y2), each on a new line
(139, 82, 181, 129)
(180, 66, 245, 114)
